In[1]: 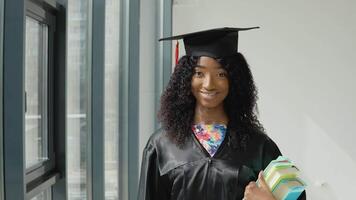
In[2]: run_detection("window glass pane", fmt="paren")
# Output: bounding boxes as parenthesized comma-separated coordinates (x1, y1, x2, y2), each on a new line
(30, 188, 52, 200)
(25, 16, 49, 168)
(67, 0, 91, 199)
(104, 0, 120, 199)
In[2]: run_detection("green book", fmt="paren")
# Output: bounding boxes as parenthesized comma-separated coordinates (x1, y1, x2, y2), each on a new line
(272, 178, 305, 200)
(257, 156, 306, 200)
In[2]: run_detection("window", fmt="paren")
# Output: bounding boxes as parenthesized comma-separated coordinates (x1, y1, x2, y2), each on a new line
(24, 1, 57, 199)
(25, 16, 49, 169)
(25, 1, 56, 175)
(4, 0, 171, 198)
(66, 0, 92, 199)
(104, 0, 120, 199)
(30, 188, 51, 200)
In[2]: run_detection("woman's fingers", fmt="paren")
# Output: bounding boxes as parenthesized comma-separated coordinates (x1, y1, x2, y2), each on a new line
(243, 173, 276, 200)
(246, 181, 257, 190)
(244, 181, 256, 197)
(258, 170, 270, 191)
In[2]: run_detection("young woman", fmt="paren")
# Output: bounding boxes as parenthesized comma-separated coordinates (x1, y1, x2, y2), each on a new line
(138, 27, 305, 200)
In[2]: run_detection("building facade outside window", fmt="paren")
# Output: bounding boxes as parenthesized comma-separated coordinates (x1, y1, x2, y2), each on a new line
(66, 0, 92, 199)
(30, 188, 52, 200)
(104, 0, 120, 199)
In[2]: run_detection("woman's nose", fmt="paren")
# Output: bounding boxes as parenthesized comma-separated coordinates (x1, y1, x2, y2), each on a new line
(202, 75, 215, 90)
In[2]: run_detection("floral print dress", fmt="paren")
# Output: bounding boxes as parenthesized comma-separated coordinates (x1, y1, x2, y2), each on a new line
(192, 124, 227, 157)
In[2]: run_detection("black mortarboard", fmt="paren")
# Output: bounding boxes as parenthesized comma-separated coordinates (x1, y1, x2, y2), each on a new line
(159, 27, 259, 59)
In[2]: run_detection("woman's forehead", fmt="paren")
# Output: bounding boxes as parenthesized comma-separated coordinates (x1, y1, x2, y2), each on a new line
(196, 56, 223, 69)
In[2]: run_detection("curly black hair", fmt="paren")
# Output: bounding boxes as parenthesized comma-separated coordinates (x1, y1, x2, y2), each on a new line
(158, 53, 264, 150)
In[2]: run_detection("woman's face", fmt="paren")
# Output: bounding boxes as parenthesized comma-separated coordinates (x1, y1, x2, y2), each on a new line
(191, 56, 229, 109)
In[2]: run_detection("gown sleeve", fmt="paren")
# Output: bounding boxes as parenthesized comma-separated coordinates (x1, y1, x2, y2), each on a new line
(137, 142, 158, 200)
(261, 136, 282, 169)
(137, 138, 171, 200)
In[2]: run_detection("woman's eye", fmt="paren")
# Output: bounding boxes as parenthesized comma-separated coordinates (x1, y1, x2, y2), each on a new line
(194, 71, 204, 77)
(218, 72, 227, 77)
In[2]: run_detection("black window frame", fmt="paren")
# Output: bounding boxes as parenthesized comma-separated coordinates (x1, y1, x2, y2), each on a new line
(0, 0, 4, 198)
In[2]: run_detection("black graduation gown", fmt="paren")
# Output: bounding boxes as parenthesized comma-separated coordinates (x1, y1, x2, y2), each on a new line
(138, 129, 306, 200)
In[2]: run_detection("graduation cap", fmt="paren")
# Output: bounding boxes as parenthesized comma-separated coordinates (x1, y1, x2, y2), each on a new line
(159, 27, 259, 63)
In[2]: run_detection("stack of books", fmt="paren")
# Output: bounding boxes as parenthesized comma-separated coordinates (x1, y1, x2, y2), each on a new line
(258, 156, 306, 200)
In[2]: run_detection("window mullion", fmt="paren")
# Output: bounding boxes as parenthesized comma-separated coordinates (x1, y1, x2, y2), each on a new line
(91, 0, 105, 199)
(0, 0, 5, 198)
(3, 0, 26, 199)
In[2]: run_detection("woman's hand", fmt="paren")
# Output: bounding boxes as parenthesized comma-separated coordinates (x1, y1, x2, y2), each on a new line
(243, 171, 276, 200)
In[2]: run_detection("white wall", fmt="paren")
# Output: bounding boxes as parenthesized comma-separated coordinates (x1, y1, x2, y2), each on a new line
(173, 0, 356, 199)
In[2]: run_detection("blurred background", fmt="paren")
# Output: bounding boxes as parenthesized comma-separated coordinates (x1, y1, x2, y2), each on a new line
(0, 0, 355, 199)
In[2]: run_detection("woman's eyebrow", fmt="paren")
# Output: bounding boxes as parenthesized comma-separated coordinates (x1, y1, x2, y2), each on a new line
(195, 65, 223, 69)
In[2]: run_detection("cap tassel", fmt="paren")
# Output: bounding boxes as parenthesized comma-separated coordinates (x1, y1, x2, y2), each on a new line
(175, 41, 179, 65)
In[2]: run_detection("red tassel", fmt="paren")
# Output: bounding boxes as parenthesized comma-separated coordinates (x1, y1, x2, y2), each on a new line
(175, 41, 179, 65)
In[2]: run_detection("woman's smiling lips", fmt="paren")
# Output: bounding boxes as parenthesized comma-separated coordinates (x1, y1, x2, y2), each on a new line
(200, 91, 219, 99)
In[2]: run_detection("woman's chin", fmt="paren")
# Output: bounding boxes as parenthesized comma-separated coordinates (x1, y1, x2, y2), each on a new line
(198, 101, 223, 109)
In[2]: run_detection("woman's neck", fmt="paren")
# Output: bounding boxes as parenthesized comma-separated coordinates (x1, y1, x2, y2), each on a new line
(193, 104, 228, 125)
